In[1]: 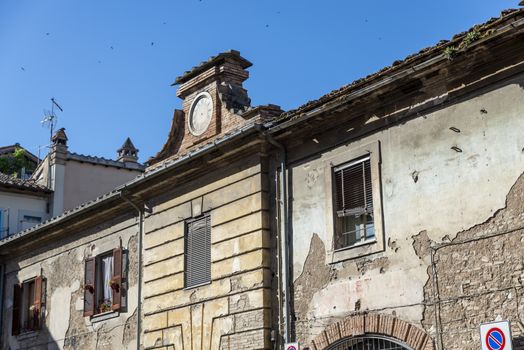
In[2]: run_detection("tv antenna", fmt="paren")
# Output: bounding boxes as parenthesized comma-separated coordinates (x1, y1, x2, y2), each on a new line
(41, 97, 63, 142)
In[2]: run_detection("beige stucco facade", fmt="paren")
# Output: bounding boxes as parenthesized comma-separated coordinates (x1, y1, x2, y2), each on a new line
(142, 155, 273, 349)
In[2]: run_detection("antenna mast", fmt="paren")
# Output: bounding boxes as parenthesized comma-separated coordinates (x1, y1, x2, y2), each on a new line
(41, 97, 63, 142)
(40, 97, 63, 189)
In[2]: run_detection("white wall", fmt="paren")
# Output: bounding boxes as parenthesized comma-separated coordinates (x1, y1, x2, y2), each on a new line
(0, 192, 48, 237)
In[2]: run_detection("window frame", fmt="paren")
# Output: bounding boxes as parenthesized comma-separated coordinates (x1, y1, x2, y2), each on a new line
(83, 248, 126, 318)
(332, 155, 375, 249)
(325, 141, 384, 263)
(184, 214, 211, 289)
(12, 275, 45, 336)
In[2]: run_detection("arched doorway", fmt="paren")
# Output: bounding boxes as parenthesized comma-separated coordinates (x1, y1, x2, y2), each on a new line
(309, 313, 434, 350)
(325, 335, 414, 350)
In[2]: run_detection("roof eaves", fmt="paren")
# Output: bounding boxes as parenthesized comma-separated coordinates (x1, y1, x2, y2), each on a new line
(0, 122, 263, 248)
(271, 8, 524, 129)
(173, 50, 252, 86)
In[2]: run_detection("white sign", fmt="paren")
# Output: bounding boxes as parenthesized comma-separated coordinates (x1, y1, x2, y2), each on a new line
(285, 342, 300, 350)
(480, 320, 513, 350)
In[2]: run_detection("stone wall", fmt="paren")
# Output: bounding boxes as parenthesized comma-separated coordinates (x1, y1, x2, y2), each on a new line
(142, 156, 273, 350)
(421, 171, 524, 350)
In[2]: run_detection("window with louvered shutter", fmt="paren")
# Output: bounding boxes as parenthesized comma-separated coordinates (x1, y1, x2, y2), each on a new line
(12, 284, 21, 335)
(333, 156, 375, 249)
(185, 215, 211, 288)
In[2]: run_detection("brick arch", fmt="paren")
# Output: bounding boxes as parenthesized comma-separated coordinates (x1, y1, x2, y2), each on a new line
(309, 313, 435, 350)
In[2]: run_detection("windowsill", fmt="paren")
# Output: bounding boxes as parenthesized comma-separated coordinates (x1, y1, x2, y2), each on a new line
(16, 330, 39, 341)
(90, 310, 119, 323)
(334, 238, 377, 252)
(329, 238, 383, 264)
(184, 281, 211, 290)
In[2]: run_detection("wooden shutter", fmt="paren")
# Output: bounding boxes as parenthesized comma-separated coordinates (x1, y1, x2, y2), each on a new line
(12, 283, 22, 335)
(83, 258, 96, 317)
(111, 248, 123, 311)
(33, 276, 43, 329)
(185, 216, 211, 288)
(334, 157, 373, 215)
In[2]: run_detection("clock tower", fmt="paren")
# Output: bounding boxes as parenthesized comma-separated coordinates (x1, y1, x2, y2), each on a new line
(176, 50, 253, 148)
(148, 50, 282, 166)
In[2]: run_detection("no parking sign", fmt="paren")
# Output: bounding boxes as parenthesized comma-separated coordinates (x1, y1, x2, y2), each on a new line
(480, 321, 513, 350)
(285, 342, 300, 350)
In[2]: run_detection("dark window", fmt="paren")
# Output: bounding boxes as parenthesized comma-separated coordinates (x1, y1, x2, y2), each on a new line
(22, 215, 41, 224)
(12, 276, 45, 335)
(333, 156, 375, 249)
(185, 215, 211, 288)
(83, 248, 125, 317)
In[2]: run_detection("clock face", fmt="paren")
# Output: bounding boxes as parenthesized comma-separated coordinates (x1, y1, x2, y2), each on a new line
(189, 92, 213, 136)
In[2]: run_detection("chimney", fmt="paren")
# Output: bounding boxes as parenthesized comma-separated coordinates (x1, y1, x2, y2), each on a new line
(49, 128, 68, 216)
(117, 137, 139, 163)
(50, 128, 68, 166)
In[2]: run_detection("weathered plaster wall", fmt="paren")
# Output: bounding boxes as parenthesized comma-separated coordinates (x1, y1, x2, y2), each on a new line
(1, 213, 140, 350)
(289, 76, 524, 345)
(421, 171, 524, 350)
(142, 156, 273, 350)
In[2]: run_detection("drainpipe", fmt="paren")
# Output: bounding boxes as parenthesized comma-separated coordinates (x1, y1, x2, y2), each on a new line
(266, 134, 291, 345)
(120, 191, 144, 350)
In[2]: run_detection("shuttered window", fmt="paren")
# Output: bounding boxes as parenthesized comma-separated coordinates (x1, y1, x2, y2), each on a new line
(185, 215, 211, 288)
(12, 276, 45, 335)
(333, 156, 375, 249)
(83, 248, 125, 317)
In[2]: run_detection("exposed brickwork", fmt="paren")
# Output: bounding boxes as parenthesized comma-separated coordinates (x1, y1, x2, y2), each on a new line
(310, 313, 434, 350)
(421, 173, 524, 350)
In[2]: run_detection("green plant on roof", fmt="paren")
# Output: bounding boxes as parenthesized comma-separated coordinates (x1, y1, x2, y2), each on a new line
(459, 28, 481, 50)
(443, 46, 458, 61)
(0, 147, 34, 177)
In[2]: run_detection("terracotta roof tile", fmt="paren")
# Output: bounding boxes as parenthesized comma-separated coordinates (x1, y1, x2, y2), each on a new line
(0, 173, 51, 193)
(276, 8, 524, 123)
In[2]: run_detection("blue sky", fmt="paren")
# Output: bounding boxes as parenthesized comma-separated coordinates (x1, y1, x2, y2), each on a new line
(0, 0, 518, 162)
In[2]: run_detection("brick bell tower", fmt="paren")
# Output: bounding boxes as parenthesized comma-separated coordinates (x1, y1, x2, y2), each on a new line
(175, 50, 253, 149)
(148, 50, 282, 166)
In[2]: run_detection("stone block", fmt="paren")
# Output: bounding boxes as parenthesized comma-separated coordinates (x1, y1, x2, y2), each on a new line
(143, 273, 184, 298)
(211, 249, 269, 280)
(146, 201, 192, 233)
(143, 312, 168, 332)
(210, 192, 268, 227)
(144, 255, 184, 282)
(144, 239, 184, 265)
(203, 174, 265, 212)
(154, 162, 262, 213)
(143, 330, 163, 348)
(212, 212, 269, 244)
(144, 222, 184, 249)
(212, 230, 270, 262)
(229, 288, 269, 313)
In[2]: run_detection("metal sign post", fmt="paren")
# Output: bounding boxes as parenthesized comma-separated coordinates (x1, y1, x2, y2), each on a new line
(480, 320, 513, 350)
